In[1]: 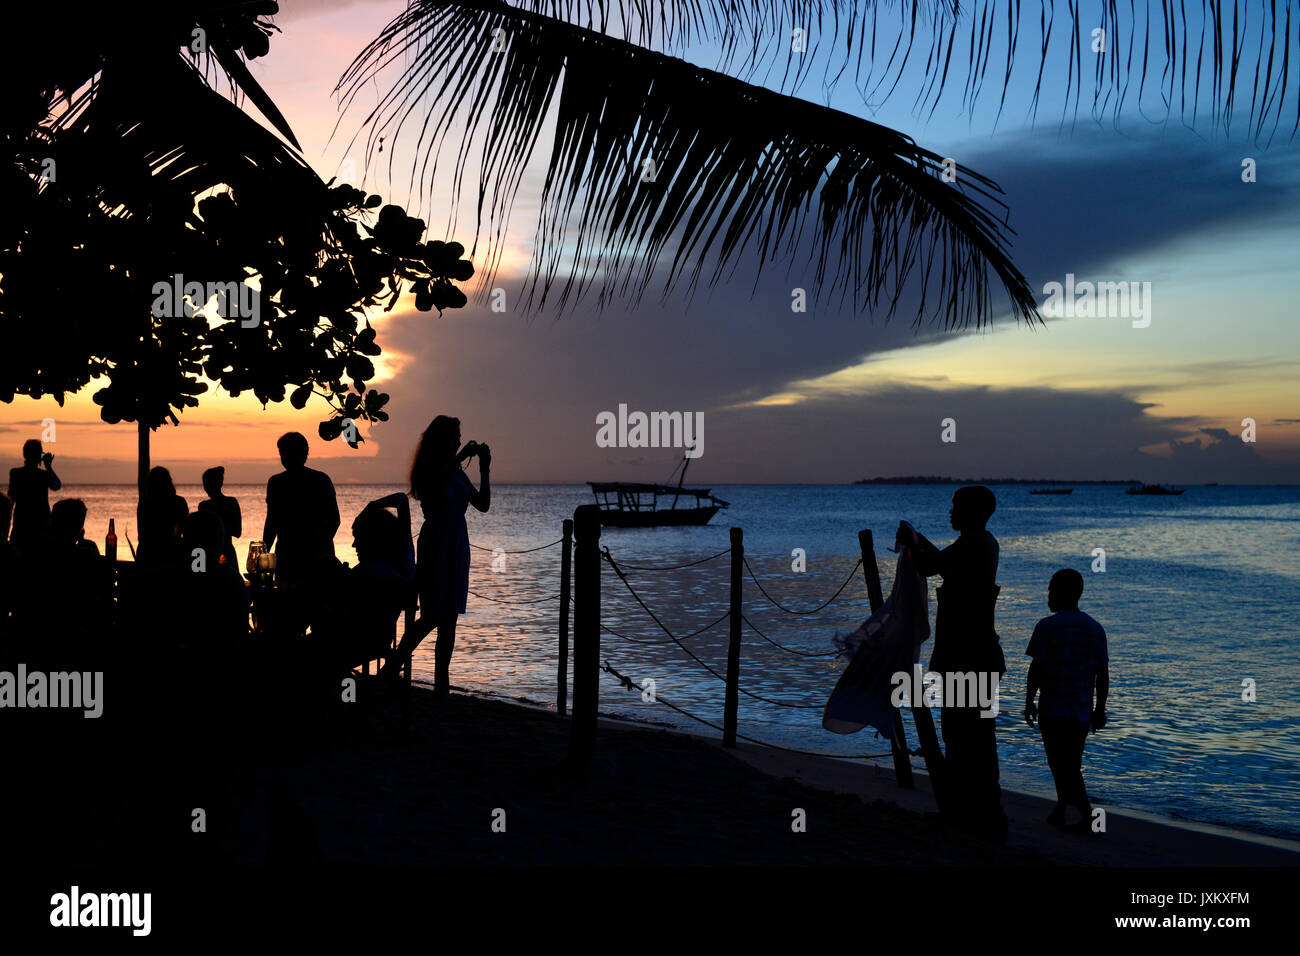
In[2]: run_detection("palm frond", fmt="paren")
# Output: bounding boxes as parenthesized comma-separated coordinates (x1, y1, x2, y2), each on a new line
(503, 1, 1299, 138)
(48, 53, 321, 222)
(339, 0, 1039, 327)
(2, 2, 303, 150)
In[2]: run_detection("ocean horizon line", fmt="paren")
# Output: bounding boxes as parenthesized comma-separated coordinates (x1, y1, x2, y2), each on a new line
(47, 479, 1300, 487)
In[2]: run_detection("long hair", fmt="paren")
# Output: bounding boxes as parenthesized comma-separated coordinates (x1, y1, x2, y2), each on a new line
(145, 466, 176, 501)
(410, 416, 460, 503)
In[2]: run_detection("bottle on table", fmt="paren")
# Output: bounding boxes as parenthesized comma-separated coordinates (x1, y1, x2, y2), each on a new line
(105, 518, 118, 563)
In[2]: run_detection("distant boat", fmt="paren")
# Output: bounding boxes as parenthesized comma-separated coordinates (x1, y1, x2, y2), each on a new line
(1029, 488, 1073, 495)
(589, 448, 728, 528)
(1125, 483, 1185, 495)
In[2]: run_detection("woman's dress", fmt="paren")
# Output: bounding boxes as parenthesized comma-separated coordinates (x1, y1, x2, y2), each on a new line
(416, 469, 472, 619)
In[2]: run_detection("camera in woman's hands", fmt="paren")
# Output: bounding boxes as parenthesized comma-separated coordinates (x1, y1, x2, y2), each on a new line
(457, 441, 481, 463)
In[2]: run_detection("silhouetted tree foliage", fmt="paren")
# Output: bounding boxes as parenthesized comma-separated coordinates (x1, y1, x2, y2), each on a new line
(0, 0, 473, 449)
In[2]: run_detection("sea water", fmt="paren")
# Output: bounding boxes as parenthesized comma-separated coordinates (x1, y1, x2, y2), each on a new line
(65, 482, 1300, 840)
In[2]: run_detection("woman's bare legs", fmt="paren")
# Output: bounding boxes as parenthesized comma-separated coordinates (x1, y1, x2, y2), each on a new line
(433, 612, 457, 698)
(382, 612, 435, 679)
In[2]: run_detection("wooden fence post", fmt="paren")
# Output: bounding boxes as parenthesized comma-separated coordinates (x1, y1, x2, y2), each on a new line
(858, 529, 915, 790)
(557, 518, 573, 717)
(723, 526, 743, 747)
(568, 505, 601, 765)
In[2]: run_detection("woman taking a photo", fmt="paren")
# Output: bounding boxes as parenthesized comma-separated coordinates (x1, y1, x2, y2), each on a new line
(383, 415, 490, 698)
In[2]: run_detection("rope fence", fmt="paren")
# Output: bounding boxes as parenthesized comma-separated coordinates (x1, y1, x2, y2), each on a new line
(601, 660, 911, 761)
(744, 555, 864, 615)
(600, 608, 730, 646)
(466, 588, 561, 605)
(469, 538, 564, 554)
(446, 508, 940, 797)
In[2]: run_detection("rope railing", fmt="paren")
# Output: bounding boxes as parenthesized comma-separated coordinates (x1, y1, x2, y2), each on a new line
(602, 546, 732, 572)
(558, 511, 936, 801)
(466, 587, 561, 606)
(601, 660, 912, 762)
(740, 613, 840, 658)
(601, 548, 824, 710)
(469, 538, 564, 554)
(600, 608, 731, 646)
(743, 555, 864, 615)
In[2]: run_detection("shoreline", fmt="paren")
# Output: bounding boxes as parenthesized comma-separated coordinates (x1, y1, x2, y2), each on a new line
(240, 681, 1300, 867)
(439, 680, 1300, 852)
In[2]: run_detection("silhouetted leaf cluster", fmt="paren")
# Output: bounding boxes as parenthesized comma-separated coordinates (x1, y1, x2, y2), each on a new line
(0, 0, 474, 449)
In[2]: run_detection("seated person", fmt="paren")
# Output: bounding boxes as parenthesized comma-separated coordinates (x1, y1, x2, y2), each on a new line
(313, 493, 415, 673)
(17, 498, 113, 644)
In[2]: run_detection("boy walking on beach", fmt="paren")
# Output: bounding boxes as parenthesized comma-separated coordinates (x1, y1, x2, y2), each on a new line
(1024, 569, 1109, 830)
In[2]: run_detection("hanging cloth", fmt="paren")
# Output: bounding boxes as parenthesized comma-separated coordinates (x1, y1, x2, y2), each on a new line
(823, 528, 931, 738)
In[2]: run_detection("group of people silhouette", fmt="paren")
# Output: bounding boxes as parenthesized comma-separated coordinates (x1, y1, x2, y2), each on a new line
(900, 486, 1110, 839)
(2, 434, 1109, 842)
(0, 416, 490, 700)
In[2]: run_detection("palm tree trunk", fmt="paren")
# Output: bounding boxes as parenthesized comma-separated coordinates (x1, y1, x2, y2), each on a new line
(137, 420, 149, 501)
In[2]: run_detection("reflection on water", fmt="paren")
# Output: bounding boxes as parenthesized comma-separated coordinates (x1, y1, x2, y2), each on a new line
(67, 482, 1300, 839)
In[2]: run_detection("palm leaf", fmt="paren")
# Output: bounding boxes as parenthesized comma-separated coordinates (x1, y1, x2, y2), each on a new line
(47, 53, 321, 223)
(4, 2, 303, 150)
(498, 1, 1299, 138)
(209, 42, 304, 151)
(339, 0, 1039, 326)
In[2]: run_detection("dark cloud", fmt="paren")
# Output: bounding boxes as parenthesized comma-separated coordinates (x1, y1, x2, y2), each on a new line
(959, 127, 1300, 294)
(362, 315, 1300, 482)
(1164, 430, 1299, 484)
(351, 124, 1295, 483)
(700, 383, 1298, 484)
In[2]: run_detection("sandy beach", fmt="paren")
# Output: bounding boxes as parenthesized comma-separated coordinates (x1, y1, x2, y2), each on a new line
(83, 676, 1291, 869)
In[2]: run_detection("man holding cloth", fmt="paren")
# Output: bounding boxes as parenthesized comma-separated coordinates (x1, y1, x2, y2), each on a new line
(902, 485, 1008, 840)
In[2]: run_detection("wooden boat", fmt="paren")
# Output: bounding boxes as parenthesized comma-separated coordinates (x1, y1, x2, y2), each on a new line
(1125, 483, 1185, 495)
(589, 449, 728, 527)
(1029, 488, 1073, 495)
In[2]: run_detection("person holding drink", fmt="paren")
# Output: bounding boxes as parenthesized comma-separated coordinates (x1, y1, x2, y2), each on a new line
(382, 415, 491, 698)
(7, 438, 61, 557)
(262, 432, 340, 588)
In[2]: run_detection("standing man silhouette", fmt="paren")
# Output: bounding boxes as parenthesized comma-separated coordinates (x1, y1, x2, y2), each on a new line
(8, 439, 61, 556)
(262, 432, 339, 588)
(903, 485, 1008, 840)
(198, 465, 242, 568)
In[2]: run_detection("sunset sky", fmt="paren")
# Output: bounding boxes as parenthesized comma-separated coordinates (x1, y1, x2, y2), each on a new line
(5, 0, 1298, 486)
